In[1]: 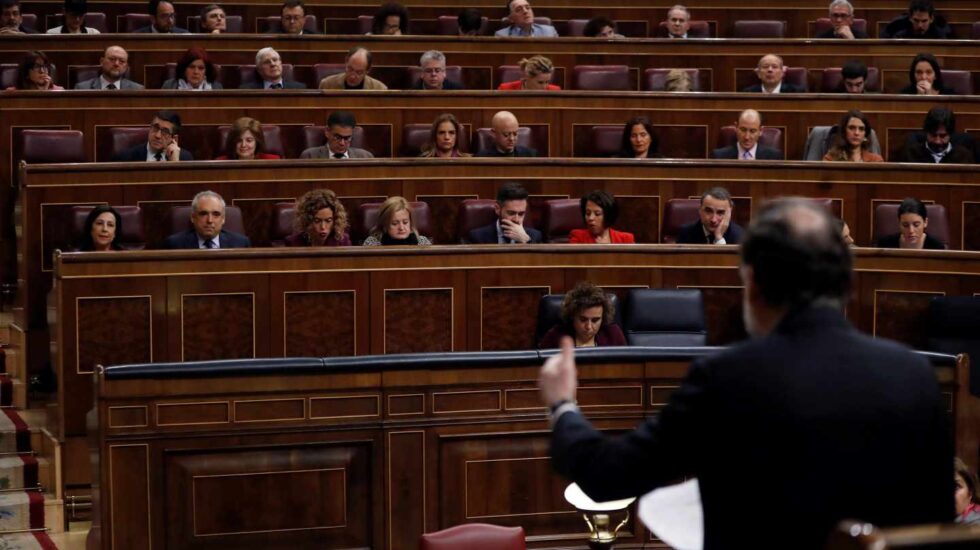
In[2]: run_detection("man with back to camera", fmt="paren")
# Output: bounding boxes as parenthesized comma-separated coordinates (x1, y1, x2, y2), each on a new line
(664, 5, 691, 38)
(495, 0, 557, 37)
(676, 187, 744, 245)
(539, 197, 953, 550)
(743, 54, 804, 93)
(74, 46, 144, 90)
(111, 110, 192, 161)
(300, 110, 374, 159)
(240, 47, 306, 89)
(134, 0, 189, 33)
(319, 47, 388, 90)
(710, 109, 783, 160)
(467, 182, 543, 244)
(817, 0, 868, 39)
(475, 111, 537, 157)
(882, 0, 953, 39)
(412, 50, 464, 90)
(163, 190, 250, 249)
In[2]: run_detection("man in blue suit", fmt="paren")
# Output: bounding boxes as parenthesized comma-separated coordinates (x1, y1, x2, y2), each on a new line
(163, 191, 250, 249)
(468, 182, 543, 244)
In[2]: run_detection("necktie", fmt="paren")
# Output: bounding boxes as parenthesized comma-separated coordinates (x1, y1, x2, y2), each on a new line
(742, 150, 752, 160)
(707, 233, 714, 244)
(203, 238, 216, 249)
(154, 152, 163, 161)
(333, 153, 344, 159)
(271, 83, 283, 89)
(106, 83, 117, 90)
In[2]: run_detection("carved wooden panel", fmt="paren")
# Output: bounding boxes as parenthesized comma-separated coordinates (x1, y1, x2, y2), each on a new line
(415, 195, 476, 245)
(108, 406, 148, 429)
(964, 203, 980, 251)
(233, 197, 293, 247)
(618, 195, 660, 244)
(181, 293, 255, 361)
(481, 287, 549, 351)
(77, 296, 151, 374)
(387, 431, 425, 549)
(388, 394, 425, 416)
(874, 290, 943, 350)
(433, 390, 501, 414)
(310, 395, 380, 420)
(234, 398, 305, 423)
(691, 287, 747, 345)
(157, 402, 230, 427)
(384, 289, 452, 354)
(284, 291, 356, 357)
(109, 444, 150, 550)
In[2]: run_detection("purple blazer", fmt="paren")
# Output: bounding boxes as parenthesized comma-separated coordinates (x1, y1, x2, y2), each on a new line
(538, 323, 627, 349)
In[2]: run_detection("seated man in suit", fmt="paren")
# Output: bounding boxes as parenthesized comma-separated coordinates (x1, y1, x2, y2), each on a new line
(897, 107, 975, 164)
(676, 186, 744, 245)
(0, 0, 38, 33)
(241, 47, 306, 89)
(279, 0, 318, 34)
(75, 46, 144, 90)
(468, 182, 543, 244)
(743, 54, 804, 93)
(475, 111, 537, 157)
(711, 109, 783, 160)
(817, 0, 868, 38)
(664, 4, 691, 38)
(881, 0, 953, 39)
(164, 191, 250, 249)
(134, 0, 189, 33)
(496, 0, 557, 37)
(838, 59, 868, 93)
(111, 110, 193, 162)
(319, 47, 387, 90)
(301, 110, 374, 159)
(413, 50, 464, 90)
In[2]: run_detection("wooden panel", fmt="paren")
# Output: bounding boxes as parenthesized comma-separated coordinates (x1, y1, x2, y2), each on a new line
(108, 406, 148, 429)
(384, 288, 453, 354)
(77, 296, 151, 374)
(388, 394, 425, 416)
(480, 287, 549, 351)
(181, 293, 255, 361)
(874, 290, 944, 350)
(157, 402, 230, 426)
(283, 291, 356, 357)
(433, 390, 501, 414)
(964, 203, 980, 252)
(578, 385, 644, 408)
(618, 195, 660, 244)
(387, 431, 425, 549)
(310, 395, 380, 420)
(109, 444, 150, 550)
(692, 286, 747, 345)
(234, 398, 305, 423)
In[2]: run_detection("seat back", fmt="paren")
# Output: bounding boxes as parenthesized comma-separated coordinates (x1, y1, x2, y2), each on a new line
(167, 205, 245, 242)
(643, 68, 704, 91)
(186, 15, 243, 33)
(312, 63, 345, 84)
(926, 296, 980, 395)
(108, 127, 149, 161)
(259, 15, 318, 33)
(405, 65, 463, 89)
(942, 70, 974, 95)
(474, 127, 535, 155)
(0, 64, 16, 89)
(782, 67, 808, 91)
(270, 202, 295, 246)
(216, 124, 285, 158)
(356, 201, 432, 244)
(47, 12, 107, 32)
(812, 17, 866, 37)
(21, 130, 85, 164)
(118, 13, 152, 32)
(733, 20, 787, 38)
(654, 20, 711, 37)
(572, 65, 631, 91)
(973, 21, 980, 39)
(662, 199, 700, 243)
(717, 126, 783, 155)
(437, 14, 489, 36)
(302, 125, 366, 152)
(623, 288, 707, 346)
(542, 198, 582, 243)
(588, 125, 623, 157)
(819, 66, 881, 92)
(237, 64, 295, 88)
(873, 203, 949, 248)
(535, 293, 622, 346)
(457, 199, 498, 243)
(565, 19, 588, 36)
(356, 15, 373, 34)
(495, 65, 524, 86)
(70, 205, 146, 250)
(400, 124, 431, 157)
(420, 523, 525, 550)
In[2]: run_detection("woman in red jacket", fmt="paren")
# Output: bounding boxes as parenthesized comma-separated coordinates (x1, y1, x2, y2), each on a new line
(215, 117, 281, 160)
(569, 190, 635, 244)
(497, 55, 561, 91)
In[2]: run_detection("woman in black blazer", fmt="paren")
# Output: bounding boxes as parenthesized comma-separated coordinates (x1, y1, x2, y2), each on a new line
(876, 197, 945, 250)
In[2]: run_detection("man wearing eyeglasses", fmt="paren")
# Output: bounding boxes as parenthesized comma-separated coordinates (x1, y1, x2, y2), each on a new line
(897, 107, 975, 164)
(495, 0, 557, 37)
(300, 110, 374, 159)
(75, 46, 144, 90)
(411, 50, 464, 90)
(816, 0, 868, 38)
(111, 111, 193, 161)
(319, 47, 387, 90)
(475, 111, 537, 157)
(134, 0, 189, 33)
(278, 0, 318, 35)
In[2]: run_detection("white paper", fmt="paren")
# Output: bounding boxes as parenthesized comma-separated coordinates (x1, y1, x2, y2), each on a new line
(638, 478, 703, 550)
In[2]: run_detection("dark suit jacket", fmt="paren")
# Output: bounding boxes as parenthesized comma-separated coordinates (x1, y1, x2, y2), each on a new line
(238, 79, 306, 89)
(163, 229, 251, 249)
(710, 145, 783, 160)
(875, 233, 946, 250)
(815, 27, 869, 39)
(741, 82, 805, 93)
(133, 25, 190, 33)
(411, 79, 465, 90)
(551, 306, 953, 550)
(675, 220, 744, 244)
(474, 145, 537, 158)
(110, 142, 194, 162)
(897, 143, 975, 164)
(467, 222, 543, 244)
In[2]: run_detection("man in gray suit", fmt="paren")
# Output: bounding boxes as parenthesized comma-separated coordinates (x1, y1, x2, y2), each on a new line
(300, 111, 374, 159)
(74, 46, 144, 90)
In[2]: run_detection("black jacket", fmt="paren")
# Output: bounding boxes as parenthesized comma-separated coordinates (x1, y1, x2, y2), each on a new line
(881, 12, 954, 39)
(675, 220, 744, 245)
(815, 27, 869, 39)
(110, 142, 194, 162)
(238, 79, 306, 90)
(162, 229, 251, 249)
(411, 79, 465, 90)
(710, 145, 783, 160)
(741, 82, 806, 93)
(467, 222, 543, 244)
(875, 233, 945, 250)
(474, 145, 537, 158)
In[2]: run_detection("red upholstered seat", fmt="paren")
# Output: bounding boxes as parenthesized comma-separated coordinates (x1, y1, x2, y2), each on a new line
(819, 67, 880, 92)
(405, 65, 463, 89)
(588, 125, 622, 157)
(812, 17, 866, 37)
(216, 125, 285, 158)
(312, 63, 345, 85)
(400, 124, 431, 157)
(167, 205, 245, 241)
(733, 20, 787, 38)
(356, 15, 373, 34)
(643, 68, 704, 91)
(662, 199, 700, 243)
(258, 15, 317, 33)
(117, 13, 151, 32)
(186, 15, 243, 33)
(873, 203, 949, 248)
(107, 127, 149, 160)
(654, 20, 711, 37)
(437, 14, 489, 35)
(420, 523, 525, 550)
(474, 127, 536, 154)
(237, 64, 295, 88)
(21, 130, 85, 164)
(457, 199, 498, 243)
(942, 70, 974, 95)
(269, 202, 295, 246)
(572, 65, 631, 91)
(70, 205, 146, 250)
(783, 67, 808, 91)
(20, 13, 35, 29)
(543, 198, 582, 243)
(46, 12, 107, 32)
(302, 125, 366, 152)
(356, 201, 432, 244)
(0, 64, 15, 89)
(495, 65, 523, 86)
(564, 18, 588, 36)
(717, 126, 784, 156)
(973, 22, 980, 39)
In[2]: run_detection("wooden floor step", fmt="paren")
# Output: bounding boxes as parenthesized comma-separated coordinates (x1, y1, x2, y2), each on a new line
(43, 494, 64, 534)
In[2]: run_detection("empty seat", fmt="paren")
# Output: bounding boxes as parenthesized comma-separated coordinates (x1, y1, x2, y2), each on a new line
(269, 202, 295, 246)
(186, 15, 243, 33)
(623, 289, 707, 346)
(302, 125, 366, 153)
(0, 64, 17, 89)
(873, 203, 949, 248)
(356, 15, 373, 34)
(473, 127, 536, 155)
(535, 293, 622, 347)
(572, 65, 631, 91)
(237, 64, 295, 88)
(167, 205, 245, 241)
(942, 70, 974, 95)
(21, 13, 36, 29)
(542, 198, 582, 243)
(587, 125, 622, 157)
(654, 20, 711, 37)
(70, 205, 146, 250)
(717, 126, 783, 156)
(118, 13, 152, 32)
(926, 296, 980, 395)
(812, 17, 866, 37)
(564, 19, 588, 37)
(733, 20, 787, 38)
(661, 199, 700, 243)
(47, 12, 107, 32)
(973, 21, 980, 39)
(312, 63, 345, 85)
(217, 124, 285, 158)
(437, 14, 489, 35)
(457, 199, 498, 243)
(643, 68, 704, 91)
(258, 15, 318, 34)
(405, 65, 463, 89)
(21, 130, 84, 164)
(818, 66, 880, 93)
(107, 127, 149, 161)
(421, 523, 525, 550)
(400, 124, 431, 157)
(355, 201, 432, 244)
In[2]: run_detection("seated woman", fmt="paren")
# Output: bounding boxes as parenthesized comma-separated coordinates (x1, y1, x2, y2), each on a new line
(497, 56, 561, 90)
(419, 113, 471, 158)
(875, 197, 945, 250)
(955, 457, 980, 525)
(615, 116, 662, 159)
(583, 16, 624, 38)
(362, 196, 432, 246)
(822, 110, 884, 162)
(899, 53, 955, 95)
(161, 47, 223, 90)
(664, 69, 693, 92)
(77, 205, 122, 251)
(285, 189, 351, 246)
(569, 190, 635, 244)
(8, 51, 63, 90)
(538, 281, 626, 348)
(215, 117, 281, 160)
(199, 4, 227, 33)
(370, 2, 409, 35)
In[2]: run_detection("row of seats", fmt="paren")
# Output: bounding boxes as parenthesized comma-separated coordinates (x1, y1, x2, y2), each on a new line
(64, 198, 949, 248)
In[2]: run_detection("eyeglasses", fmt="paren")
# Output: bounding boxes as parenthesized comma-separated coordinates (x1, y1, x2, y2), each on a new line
(830, 12, 852, 19)
(331, 133, 354, 142)
(422, 67, 445, 75)
(150, 123, 174, 137)
(282, 15, 304, 22)
(30, 63, 50, 72)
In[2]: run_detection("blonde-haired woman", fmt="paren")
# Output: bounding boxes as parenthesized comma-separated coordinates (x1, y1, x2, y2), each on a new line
(497, 55, 561, 90)
(362, 196, 432, 246)
(285, 189, 351, 246)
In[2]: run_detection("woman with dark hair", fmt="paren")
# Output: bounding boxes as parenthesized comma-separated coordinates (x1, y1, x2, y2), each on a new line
(583, 16, 624, 38)
(285, 189, 351, 246)
(875, 197, 945, 250)
(823, 110, 884, 162)
(78, 205, 122, 251)
(569, 190, 635, 244)
(370, 2, 409, 35)
(615, 116, 661, 159)
(538, 281, 627, 348)
(362, 196, 432, 246)
(955, 457, 980, 524)
(9, 51, 63, 90)
(419, 113, 471, 158)
(900, 53, 954, 95)
(161, 47, 222, 90)
(215, 117, 280, 160)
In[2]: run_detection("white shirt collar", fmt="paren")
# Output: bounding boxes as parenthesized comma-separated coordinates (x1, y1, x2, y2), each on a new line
(99, 75, 119, 89)
(762, 81, 782, 94)
(929, 142, 952, 163)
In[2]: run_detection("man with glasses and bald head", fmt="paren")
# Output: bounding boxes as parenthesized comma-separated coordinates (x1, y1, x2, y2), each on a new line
(319, 47, 387, 90)
(134, 0, 189, 33)
(412, 50, 464, 90)
(301, 111, 375, 159)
